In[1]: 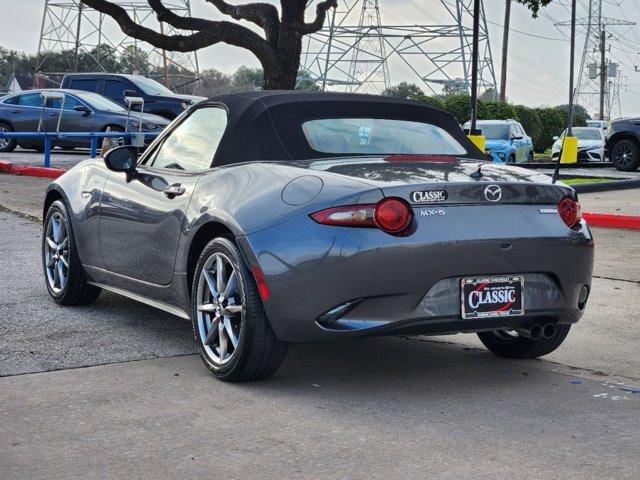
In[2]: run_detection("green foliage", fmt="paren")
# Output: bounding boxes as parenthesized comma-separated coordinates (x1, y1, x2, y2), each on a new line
(414, 95, 444, 110)
(478, 101, 518, 121)
(409, 91, 590, 154)
(382, 82, 425, 99)
(296, 70, 320, 91)
(514, 0, 553, 17)
(512, 105, 542, 142)
(441, 94, 472, 124)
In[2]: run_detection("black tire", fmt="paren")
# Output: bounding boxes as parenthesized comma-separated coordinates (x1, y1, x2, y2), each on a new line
(508, 153, 516, 164)
(191, 237, 287, 382)
(42, 200, 101, 305)
(611, 138, 640, 171)
(0, 122, 17, 152)
(477, 324, 571, 359)
(527, 150, 534, 163)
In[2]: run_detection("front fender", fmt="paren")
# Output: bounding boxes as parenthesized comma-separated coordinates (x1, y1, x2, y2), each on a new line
(46, 159, 110, 268)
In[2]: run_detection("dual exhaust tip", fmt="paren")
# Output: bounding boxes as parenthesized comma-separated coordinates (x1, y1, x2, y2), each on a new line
(517, 322, 556, 340)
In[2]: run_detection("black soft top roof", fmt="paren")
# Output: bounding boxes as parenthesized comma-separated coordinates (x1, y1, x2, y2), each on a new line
(208, 91, 483, 166)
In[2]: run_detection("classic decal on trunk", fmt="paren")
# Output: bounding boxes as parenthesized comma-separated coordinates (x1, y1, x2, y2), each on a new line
(411, 190, 448, 203)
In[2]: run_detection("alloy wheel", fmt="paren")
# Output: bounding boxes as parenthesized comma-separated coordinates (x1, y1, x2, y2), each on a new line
(0, 126, 10, 150)
(196, 253, 243, 364)
(614, 144, 634, 168)
(44, 212, 69, 293)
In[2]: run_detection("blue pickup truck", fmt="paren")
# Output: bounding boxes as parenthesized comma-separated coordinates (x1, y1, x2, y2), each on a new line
(61, 73, 206, 120)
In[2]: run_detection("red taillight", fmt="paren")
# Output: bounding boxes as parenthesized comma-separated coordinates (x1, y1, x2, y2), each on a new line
(310, 198, 413, 234)
(251, 266, 270, 300)
(558, 196, 582, 228)
(310, 204, 376, 227)
(374, 198, 412, 233)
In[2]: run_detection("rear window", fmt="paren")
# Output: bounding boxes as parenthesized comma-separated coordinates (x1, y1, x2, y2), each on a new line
(302, 118, 466, 155)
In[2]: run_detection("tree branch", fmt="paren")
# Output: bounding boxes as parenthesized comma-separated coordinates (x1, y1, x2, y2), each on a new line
(300, 0, 337, 34)
(80, 0, 274, 63)
(146, 0, 219, 31)
(205, 0, 280, 45)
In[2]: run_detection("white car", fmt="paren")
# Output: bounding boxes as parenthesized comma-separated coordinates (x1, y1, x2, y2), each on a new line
(586, 119, 608, 130)
(551, 127, 605, 162)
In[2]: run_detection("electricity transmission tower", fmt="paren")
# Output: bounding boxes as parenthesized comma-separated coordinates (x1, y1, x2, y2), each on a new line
(556, 0, 634, 120)
(35, 0, 201, 92)
(301, 0, 497, 96)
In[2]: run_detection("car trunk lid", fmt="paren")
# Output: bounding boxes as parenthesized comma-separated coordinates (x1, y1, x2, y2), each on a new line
(296, 155, 572, 205)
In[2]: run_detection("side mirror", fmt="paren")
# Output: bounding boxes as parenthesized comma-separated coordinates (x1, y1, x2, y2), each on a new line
(104, 145, 137, 174)
(552, 136, 559, 141)
(73, 105, 91, 114)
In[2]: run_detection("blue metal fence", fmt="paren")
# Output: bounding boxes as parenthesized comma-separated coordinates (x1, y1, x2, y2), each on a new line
(0, 131, 160, 168)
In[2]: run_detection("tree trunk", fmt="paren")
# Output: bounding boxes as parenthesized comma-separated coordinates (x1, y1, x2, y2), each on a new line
(262, 3, 304, 90)
(263, 53, 300, 90)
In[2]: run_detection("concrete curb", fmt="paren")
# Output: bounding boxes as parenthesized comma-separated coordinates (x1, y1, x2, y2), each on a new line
(0, 161, 65, 179)
(583, 212, 640, 231)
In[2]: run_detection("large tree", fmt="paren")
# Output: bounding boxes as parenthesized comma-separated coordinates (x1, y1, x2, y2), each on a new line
(80, 0, 337, 90)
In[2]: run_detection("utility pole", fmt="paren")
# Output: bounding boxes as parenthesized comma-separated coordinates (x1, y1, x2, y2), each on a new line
(599, 27, 606, 119)
(499, 0, 511, 102)
(73, 3, 84, 72)
(470, 0, 480, 133)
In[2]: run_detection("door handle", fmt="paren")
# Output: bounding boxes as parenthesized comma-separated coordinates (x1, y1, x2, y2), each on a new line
(163, 183, 186, 198)
(49, 113, 58, 117)
(10, 109, 19, 114)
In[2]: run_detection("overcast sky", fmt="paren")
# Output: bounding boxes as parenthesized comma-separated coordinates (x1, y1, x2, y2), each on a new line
(3, 0, 640, 117)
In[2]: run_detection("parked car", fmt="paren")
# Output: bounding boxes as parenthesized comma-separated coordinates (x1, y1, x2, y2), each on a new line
(586, 119, 608, 130)
(61, 73, 206, 120)
(0, 89, 170, 152)
(605, 117, 640, 171)
(42, 92, 593, 382)
(464, 119, 534, 163)
(551, 127, 605, 162)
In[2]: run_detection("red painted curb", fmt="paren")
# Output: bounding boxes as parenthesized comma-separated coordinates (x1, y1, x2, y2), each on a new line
(0, 161, 65, 179)
(583, 212, 640, 231)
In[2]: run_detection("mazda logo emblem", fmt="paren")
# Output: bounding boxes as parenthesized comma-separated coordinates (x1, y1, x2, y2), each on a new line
(484, 185, 502, 202)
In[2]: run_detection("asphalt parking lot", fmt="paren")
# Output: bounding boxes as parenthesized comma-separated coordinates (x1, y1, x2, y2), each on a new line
(1, 175, 639, 479)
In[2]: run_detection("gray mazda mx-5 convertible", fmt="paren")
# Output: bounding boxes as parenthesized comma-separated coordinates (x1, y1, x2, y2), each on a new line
(42, 91, 594, 382)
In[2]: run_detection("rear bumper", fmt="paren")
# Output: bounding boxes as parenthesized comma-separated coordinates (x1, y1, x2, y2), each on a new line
(239, 205, 594, 343)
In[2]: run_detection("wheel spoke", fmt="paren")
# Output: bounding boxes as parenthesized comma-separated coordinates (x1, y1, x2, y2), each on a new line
(59, 255, 69, 268)
(46, 237, 57, 250)
(51, 216, 60, 242)
(222, 304, 242, 315)
(223, 317, 239, 348)
(216, 255, 226, 294)
(218, 321, 228, 359)
(197, 303, 217, 314)
(47, 254, 56, 267)
(203, 269, 218, 298)
(204, 315, 221, 345)
(57, 261, 66, 287)
(58, 238, 68, 251)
